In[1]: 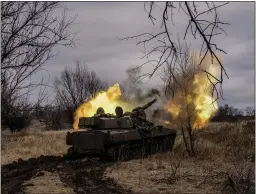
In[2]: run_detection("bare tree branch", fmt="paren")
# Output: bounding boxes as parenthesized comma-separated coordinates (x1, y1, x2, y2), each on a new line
(1, 2, 76, 131)
(122, 1, 230, 101)
(54, 62, 107, 122)
(162, 41, 220, 156)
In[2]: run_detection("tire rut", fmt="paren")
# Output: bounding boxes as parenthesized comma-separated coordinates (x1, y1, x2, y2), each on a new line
(2, 156, 133, 194)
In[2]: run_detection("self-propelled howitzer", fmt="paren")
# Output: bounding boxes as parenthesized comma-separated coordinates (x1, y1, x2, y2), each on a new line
(66, 98, 176, 160)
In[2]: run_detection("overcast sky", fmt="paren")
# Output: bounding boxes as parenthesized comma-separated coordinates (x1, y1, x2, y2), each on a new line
(40, 2, 255, 110)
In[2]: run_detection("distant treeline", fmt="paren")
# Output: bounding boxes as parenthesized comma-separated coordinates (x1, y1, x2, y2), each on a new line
(152, 103, 255, 124)
(210, 115, 254, 122)
(210, 104, 255, 122)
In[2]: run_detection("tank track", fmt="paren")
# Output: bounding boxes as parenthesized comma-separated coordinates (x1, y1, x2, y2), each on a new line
(67, 134, 176, 161)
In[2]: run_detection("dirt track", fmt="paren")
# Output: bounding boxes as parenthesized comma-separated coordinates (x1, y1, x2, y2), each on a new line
(2, 155, 133, 194)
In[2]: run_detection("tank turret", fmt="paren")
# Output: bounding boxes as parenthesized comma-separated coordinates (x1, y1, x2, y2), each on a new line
(123, 97, 157, 120)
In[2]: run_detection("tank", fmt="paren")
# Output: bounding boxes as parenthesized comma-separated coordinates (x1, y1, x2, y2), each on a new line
(66, 98, 177, 160)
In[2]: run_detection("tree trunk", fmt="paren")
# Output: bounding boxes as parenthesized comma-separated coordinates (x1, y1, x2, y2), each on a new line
(187, 125, 195, 156)
(181, 124, 191, 156)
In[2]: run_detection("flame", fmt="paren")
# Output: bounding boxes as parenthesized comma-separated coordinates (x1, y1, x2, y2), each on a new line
(73, 83, 134, 130)
(164, 54, 220, 129)
(165, 121, 170, 125)
(192, 65, 218, 129)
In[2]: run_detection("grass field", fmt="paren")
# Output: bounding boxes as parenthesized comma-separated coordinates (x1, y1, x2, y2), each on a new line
(1, 120, 255, 193)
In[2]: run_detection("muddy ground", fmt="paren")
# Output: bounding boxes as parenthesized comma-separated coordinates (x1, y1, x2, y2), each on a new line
(2, 155, 133, 194)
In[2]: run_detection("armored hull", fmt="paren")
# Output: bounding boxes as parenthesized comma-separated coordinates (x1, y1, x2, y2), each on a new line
(66, 98, 177, 160)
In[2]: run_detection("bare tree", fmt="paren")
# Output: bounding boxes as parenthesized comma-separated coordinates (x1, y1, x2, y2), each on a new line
(1, 2, 76, 130)
(1, 85, 34, 131)
(245, 107, 255, 117)
(215, 104, 244, 117)
(162, 42, 218, 156)
(54, 62, 107, 122)
(163, 44, 196, 156)
(33, 104, 66, 130)
(122, 2, 229, 102)
(232, 108, 244, 116)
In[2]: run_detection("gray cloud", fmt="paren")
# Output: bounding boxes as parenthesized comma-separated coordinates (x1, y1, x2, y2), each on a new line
(36, 2, 255, 110)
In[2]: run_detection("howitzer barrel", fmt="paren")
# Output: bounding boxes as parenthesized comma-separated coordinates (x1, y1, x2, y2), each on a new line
(141, 97, 157, 110)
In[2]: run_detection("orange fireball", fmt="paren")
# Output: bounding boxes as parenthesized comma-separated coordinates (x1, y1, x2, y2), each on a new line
(164, 53, 220, 129)
(73, 83, 134, 130)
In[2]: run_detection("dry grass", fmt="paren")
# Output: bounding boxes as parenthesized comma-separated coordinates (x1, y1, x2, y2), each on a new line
(104, 121, 255, 193)
(1, 128, 70, 165)
(196, 121, 255, 161)
(104, 153, 254, 193)
(1, 120, 255, 193)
